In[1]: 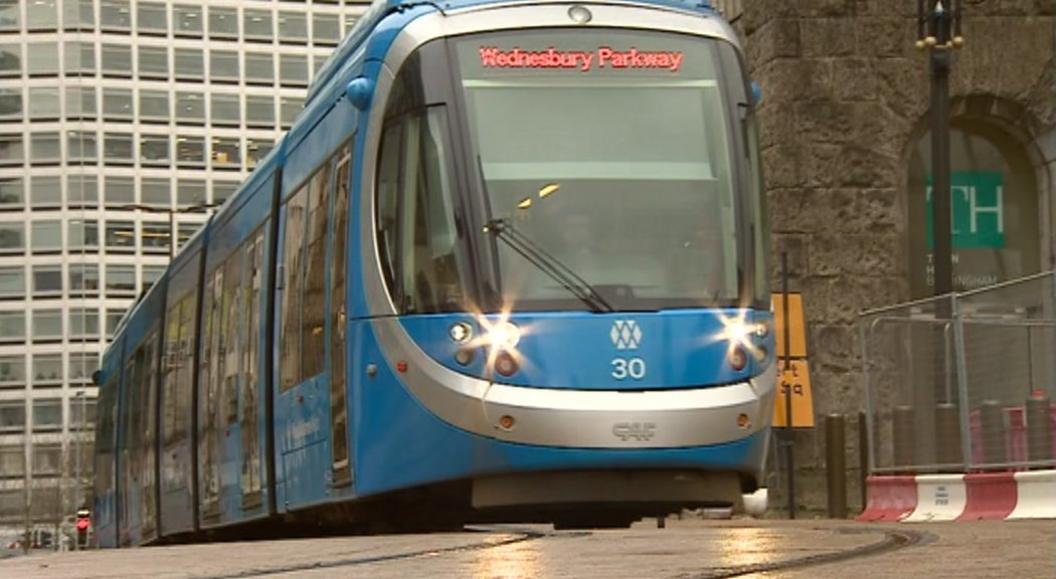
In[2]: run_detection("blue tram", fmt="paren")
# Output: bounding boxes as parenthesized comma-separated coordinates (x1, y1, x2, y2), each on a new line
(93, 0, 775, 546)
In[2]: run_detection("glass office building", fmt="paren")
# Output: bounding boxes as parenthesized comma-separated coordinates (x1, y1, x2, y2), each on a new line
(0, 0, 367, 537)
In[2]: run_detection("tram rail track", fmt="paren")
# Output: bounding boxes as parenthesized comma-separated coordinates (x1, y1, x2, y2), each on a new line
(216, 524, 926, 579)
(687, 527, 930, 579)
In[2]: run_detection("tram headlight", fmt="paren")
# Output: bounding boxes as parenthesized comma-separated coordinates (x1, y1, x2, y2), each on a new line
(483, 321, 521, 350)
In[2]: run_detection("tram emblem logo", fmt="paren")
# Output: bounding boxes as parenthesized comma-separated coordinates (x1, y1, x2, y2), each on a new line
(611, 320, 642, 350)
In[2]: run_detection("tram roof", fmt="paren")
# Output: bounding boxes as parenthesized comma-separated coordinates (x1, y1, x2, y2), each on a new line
(306, 0, 719, 106)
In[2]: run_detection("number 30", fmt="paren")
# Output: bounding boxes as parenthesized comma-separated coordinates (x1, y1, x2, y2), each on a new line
(611, 358, 646, 380)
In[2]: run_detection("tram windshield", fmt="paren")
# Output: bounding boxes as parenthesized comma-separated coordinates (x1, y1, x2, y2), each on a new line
(456, 29, 748, 311)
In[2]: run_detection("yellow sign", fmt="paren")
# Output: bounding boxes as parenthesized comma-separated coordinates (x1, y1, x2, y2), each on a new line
(772, 293, 807, 358)
(772, 360, 815, 428)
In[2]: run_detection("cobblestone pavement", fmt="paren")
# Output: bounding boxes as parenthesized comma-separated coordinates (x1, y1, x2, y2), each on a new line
(0, 519, 1052, 578)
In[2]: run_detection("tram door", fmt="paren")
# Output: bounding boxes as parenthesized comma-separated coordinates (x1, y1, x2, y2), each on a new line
(329, 144, 353, 486)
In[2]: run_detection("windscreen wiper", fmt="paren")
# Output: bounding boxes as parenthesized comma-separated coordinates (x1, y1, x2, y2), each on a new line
(484, 217, 615, 313)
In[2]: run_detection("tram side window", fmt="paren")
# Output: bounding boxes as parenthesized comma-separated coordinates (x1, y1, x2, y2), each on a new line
(162, 292, 196, 444)
(162, 298, 182, 445)
(222, 251, 242, 425)
(376, 107, 466, 313)
(302, 163, 331, 379)
(279, 186, 307, 391)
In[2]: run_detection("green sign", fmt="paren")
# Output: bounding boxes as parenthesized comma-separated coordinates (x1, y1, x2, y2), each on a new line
(926, 171, 1005, 249)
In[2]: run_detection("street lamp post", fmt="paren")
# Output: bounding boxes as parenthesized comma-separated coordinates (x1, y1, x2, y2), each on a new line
(917, 0, 964, 297)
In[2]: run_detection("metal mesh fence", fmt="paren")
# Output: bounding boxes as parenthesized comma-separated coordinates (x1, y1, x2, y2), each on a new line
(861, 273, 1056, 474)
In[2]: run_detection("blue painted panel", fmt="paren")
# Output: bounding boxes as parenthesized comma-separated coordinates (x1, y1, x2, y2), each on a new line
(399, 309, 774, 390)
(349, 320, 766, 498)
(93, 335, 124, 549)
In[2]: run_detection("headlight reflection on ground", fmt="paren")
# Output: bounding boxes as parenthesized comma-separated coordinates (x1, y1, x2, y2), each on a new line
(471, 539, 545, 579)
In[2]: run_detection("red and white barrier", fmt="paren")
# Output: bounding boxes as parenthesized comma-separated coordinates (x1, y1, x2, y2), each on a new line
(1007, 470, 1056, 520)
(859, 469, 1056, 522)
(904, 474, 967, 522)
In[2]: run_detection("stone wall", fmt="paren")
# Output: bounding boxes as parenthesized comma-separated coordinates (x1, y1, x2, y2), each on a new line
(733, 0, 1056, 510)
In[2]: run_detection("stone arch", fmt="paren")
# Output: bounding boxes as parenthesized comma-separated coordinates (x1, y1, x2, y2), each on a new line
(901, 94, 1052, 298)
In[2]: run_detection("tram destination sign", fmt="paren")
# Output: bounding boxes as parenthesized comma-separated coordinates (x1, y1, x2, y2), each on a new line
(478, 46, 685, 72)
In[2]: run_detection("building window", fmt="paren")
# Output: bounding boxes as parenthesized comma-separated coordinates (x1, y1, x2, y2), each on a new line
(0, 355, 25, 387)
(245, 95, 274, 128)
(0, 178, 22, 208)
(28, 87, 60, 121)
(69, 352, 98, 383)
(178, 179, 206, 207)
(176, 135, 205, 167)
(247, 138, 274, 168)
(67, 219, 99, 250)
(105, 220, 135, 251)
(67, 175, 98, 207)
(142, 177, 169, 207)
(0, 1, 19, 33)
(0, 266, 23, 298)
(104, 176, 134, 207)
(174, 4, 202, 37)
(67, 131, 98, 163)
(69, 307, 99, 337)
(0, 44, 20, 77)
(313, 14, 340, 46)
(141, 134, 169, 166)
(31, 354, 62, 385)
(244, 9, 272, 42)
(0, 401, 24, 432)
(30, 176, 62, 208)
(143, 265, 165, 290)
(0, 89, 21, 121)
(211, 50, 239, 83)
(32, 309, 62, 342)
(30, 132, 61, 165)
(173, 47, 203, 81)
(63, 0, 95, 31)
(278, 12, 307, 43)
(27, 42, 59, 76)
(280, 97, 303, 128)
(105, 264, 135, 295)
(139, 90, 168, 123)
(245, 53, 273, 85)
(33, 445, 62, 476)
(27, 0, 58, 31)
(66, 86, 96, 120)
(101, 44, 132, 77)
(175, 91, 204, 124)
(212, 138, 239, 170)
(70, 397, 97, 426)
(31, 400, 62, 432)
(142, 222, 169, 253)
(63, 41, 96, 76)
(105, 307, 124, 337)
(213, 181, 238, 205)
(103, 132, 134, 165)
(0, 222, 23, 251)
(177, 222, 201, 248)
(102, 88, 133, 122)
(138, 45, 169, 80)
(211, 93, 240, 127)
(208, 7, 237, 39)
(68, 263, 99, 294)
(137, 2, 167, 35)
(99, 0, 131, 32)
(280, 54, 308, 87)
(32, 264, 62, 296)
(31, 221, 62, 253)
(0, 133, 20, 165)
